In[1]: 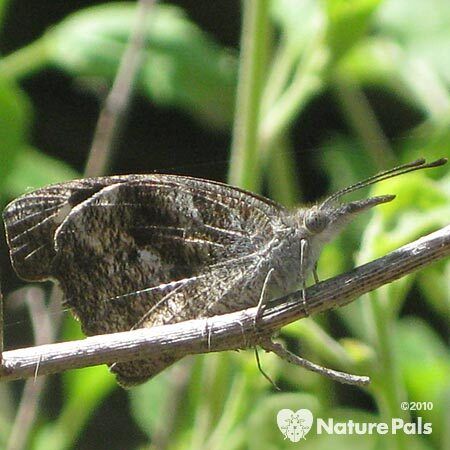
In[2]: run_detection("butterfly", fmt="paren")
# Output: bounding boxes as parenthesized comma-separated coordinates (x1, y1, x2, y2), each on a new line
(2, 158, 446, 386)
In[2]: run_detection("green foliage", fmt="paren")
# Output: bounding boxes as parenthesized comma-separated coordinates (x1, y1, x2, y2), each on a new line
(33, 366, 115, 450)
(43, 4, 236, 128)
(325, 0, 383, 61)
(397, 318, 448, 444)
(0, 78, 78, 207)
(0, 79, 31, 197)
(0, 0, 448, 449)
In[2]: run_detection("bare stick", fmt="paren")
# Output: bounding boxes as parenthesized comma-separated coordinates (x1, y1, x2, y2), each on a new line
(0, 225, 448, 383)
(84, 0, 157, 177)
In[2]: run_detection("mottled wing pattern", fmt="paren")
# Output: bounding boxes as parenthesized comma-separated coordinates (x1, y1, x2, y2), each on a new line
(53, 177, 284, 329)
(2, 178, 125, 281)
(4, 175, 287, 385)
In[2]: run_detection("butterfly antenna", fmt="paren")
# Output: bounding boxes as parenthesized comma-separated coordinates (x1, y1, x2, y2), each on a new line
(320, 158, 447, 209)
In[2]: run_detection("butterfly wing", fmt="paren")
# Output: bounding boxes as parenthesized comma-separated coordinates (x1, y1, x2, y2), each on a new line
(108, 256, 265, 386)
(2, 178, 114, 281)
(52, 176, 285, 328)
(5, 175, 287, 384)
(3, 174, 284, 282)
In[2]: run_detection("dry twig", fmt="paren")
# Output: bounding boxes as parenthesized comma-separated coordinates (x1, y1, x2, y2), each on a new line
(6, 289, 53, 450)
(84, 0, 157, 177)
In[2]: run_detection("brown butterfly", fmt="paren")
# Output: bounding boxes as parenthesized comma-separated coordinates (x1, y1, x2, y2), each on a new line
(3, 158, 446, 386)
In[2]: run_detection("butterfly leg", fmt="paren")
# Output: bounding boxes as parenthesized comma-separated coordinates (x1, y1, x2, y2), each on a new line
(254, 347, 280, 390)
(253, 268, 280, 389)
(261, 338, 370, 386)
(203, 317, 213, 351)
(300, 239, 310, 316)
(255, 267, 275, 325)
(313, 263, 320, 284)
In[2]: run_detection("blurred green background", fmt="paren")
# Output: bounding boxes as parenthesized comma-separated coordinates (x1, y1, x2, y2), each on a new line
(0, 1, 448, 449)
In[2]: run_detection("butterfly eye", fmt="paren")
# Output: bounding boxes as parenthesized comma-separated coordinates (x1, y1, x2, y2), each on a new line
(304, 209, 329, 234)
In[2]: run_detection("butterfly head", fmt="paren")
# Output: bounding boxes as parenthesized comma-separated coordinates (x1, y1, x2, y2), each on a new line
(302, 195, 395, 245)
(299, 157, 447, 246)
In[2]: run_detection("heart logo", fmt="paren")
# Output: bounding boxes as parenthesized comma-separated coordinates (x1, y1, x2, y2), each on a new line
(277, 409, 313, 442)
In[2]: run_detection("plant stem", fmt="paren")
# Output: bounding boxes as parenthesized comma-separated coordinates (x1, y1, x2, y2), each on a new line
(259, 38, 326, 151)
(0, 36, 50, 79)
(334, 75, 395, 169)
(84, 0, 156, 177)
(2, 225, 447, 383)
(261, 37, 297, 114)
(266, 134, 301, 207)
(228, 0, 270, 191)
(367, 289, 409, 450)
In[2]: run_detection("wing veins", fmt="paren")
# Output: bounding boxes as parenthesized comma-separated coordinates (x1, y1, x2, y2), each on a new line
(20, 194, 66, 200)
(148, 233, 226, 248)
(130, 282, 188, 330)
(102, 250, 268, 308)
(167, 180, 280, 223)
(23, 243, 48, 261)
(10, 209, 62, 243)
(201, 223, 248, 239)
(106, 274, 207, 304)
(7, 204, 61, 228)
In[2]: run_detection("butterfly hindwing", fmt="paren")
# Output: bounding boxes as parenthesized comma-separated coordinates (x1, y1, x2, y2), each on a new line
(108, 256, 266, 386)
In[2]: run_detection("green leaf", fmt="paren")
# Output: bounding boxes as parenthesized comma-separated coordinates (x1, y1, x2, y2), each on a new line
(398, 120, 450, 167)
(0, 79, 31, 196)
(129, 374, 172, 439)
(376, 0, 450, 84)
(186, 352, 260, 446)
(358, 166, 449, 259)
(324, 0, 383, 62)
(38, 319, 117, 450)
(0, 384, 14, 448)
(129, 353, 259, 449)
(4, 146, 79, 198)
(271, 0, 323, 46)
(0, 0, 10, 31)
(340, 0, 450, 116)
(397, 318, 449, 443)
(246, 393, 321, 449)
(311, 408, 432, 450)
(337, 36, 405, 88)
(33, 366, 115, 450)
(49, 3, 237, 128)
(417, 260, 450, 317)
(319, 141, 378, 270)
